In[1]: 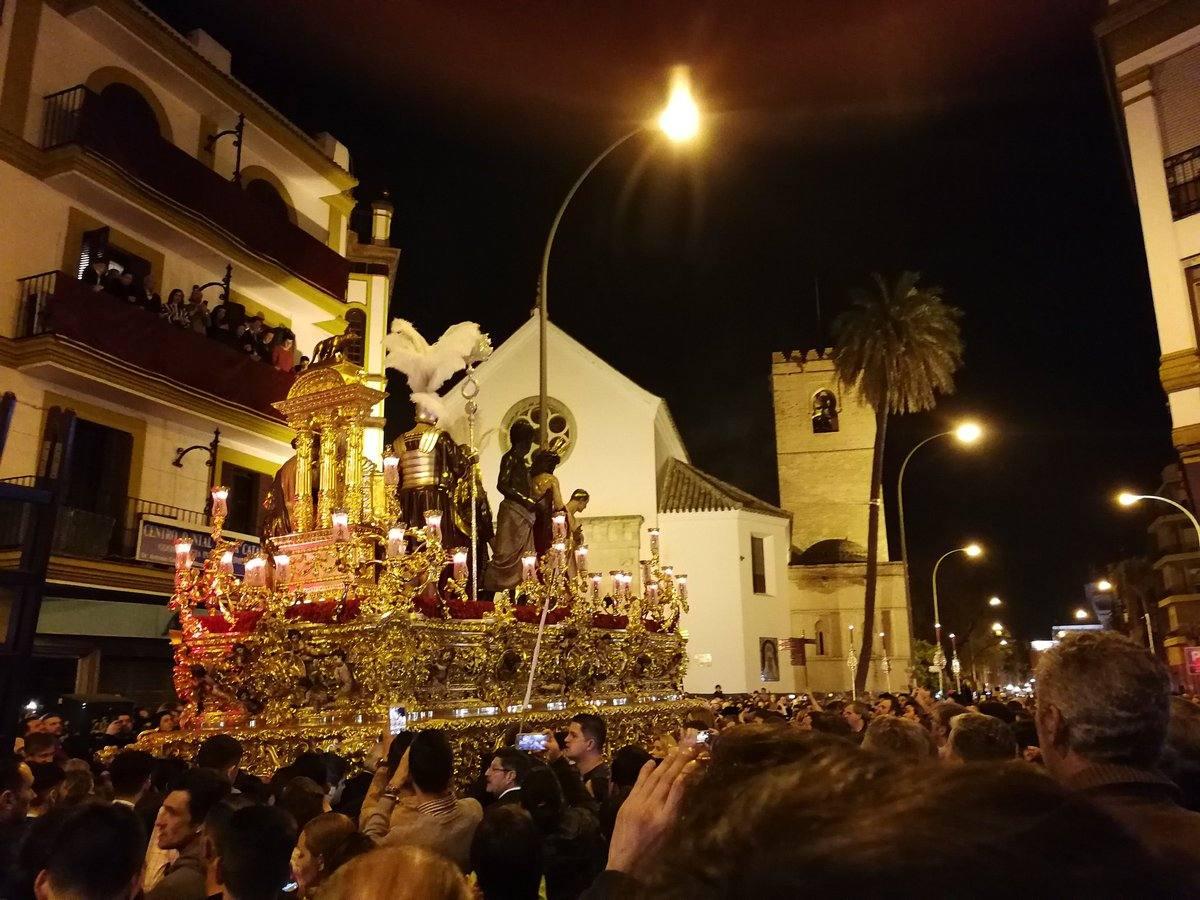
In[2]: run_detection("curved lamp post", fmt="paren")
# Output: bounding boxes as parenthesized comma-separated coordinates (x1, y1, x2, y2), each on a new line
(897, 421, 983, 643)
(931, 542, 983, 693)
(537, 68, 700, 445)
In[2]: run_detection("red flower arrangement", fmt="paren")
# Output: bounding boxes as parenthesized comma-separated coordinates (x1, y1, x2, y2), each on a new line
(591, 613, 629, 630)
(284, 597, 362, 624)
(195, 610, 263, 634)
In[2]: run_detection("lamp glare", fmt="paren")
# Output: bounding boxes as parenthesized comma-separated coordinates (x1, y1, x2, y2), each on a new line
(964, 543, 983, 558)
(955, 422, 983, 444)
(658, 66, 700, 142)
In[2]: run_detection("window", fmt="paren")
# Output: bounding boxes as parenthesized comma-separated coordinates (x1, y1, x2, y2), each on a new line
(501, 396, 576, 462)
(244, 178, 291, 222)
(751, 535, 767, 594)
(811, 390, 839, 433)
(816, 630, 826, 656)
(221, 462, 271, 537)
(343, 307, 367, 366)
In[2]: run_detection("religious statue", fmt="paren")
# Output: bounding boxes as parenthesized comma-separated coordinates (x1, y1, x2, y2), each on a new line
(565, 488, 590, 574)
(530, 439, 567, 557)
(261, 436, 321, 539)
(811, 390, 839, 434)
(383, 317, 493, 554)
(482, 420, 539, 592)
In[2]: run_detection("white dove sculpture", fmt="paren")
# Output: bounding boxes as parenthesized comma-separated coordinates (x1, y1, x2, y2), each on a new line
(383, 319, 492, 423)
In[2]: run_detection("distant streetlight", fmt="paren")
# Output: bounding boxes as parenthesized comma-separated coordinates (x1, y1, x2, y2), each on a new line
(999, 639, 1009, 647)
(897, 422, 985, 646)
(931, 542, 985, 693)
(1096, 579, 1113, 592)
(991, 621, 1004, 633)
(989, 596, 1002, 607)
(1074, 608, 1089, 621)
(537, 68, 701, 445)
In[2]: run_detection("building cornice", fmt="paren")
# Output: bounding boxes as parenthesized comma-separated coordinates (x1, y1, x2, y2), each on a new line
(1173, 421, 1200, 460)
(0, 548, 173, 596)
(1160, 348, 1200, 392)
(47, 0, 357, 192)
(0, 334, 294, 443)
(1097, 0, 1200, 65)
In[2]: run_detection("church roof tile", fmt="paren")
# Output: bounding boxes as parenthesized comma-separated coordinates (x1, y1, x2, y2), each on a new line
(658, 458, 791, 520)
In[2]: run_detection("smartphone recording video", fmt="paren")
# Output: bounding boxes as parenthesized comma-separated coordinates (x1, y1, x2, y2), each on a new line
(388, 706, 407, 735)
(516, 731, 548, 752)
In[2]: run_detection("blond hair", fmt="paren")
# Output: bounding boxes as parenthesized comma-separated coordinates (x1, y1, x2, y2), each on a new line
(317, 846, 470, 900)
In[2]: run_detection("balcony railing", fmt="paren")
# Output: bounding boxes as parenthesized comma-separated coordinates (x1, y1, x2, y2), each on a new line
(41, 85, 350, 300)
(16, 271, 294, 419)
(1166, 146, 1200, 220)
(0, 480, 206, 562)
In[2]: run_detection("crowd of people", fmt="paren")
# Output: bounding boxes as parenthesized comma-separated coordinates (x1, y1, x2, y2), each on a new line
(3, 631, 1200, 897)
(80, 256, 308, 373)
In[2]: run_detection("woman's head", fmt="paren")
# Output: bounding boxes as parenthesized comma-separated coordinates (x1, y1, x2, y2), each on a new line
(168, 288, 184, 304)
(291, 812, 371, 898)
(318, 846, 471, 900)
(278, 776, 329, 831)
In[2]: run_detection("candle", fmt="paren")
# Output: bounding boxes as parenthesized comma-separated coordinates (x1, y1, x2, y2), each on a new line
(552, 513, 567, 540)
(382, 454, 400, 486)
(521, 554, 537, 582)
(424, 510, 443, 543)
(663, 566, 674, 578)
(591, 572, 602, 601)
(174, 538, 192, 571)
(648, 527, 661, 556)
(273, 553, 290, 585)
(678, 574, 688, 601)
(219, 550, 234, 575)
(211, 486, 229, 518)
(387, 525, 406, 558)
(647, 581, 660, 602)
(452, 548, 468, 582)
(245, 554, 266, 587)
(574, 544, 589, 571)
(640, 560, 651, 587)
(552, 541, 566, 555)
(619, 572, 632, 599)
(331, 511, 350, 541)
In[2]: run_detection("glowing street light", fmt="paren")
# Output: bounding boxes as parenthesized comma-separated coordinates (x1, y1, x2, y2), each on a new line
(989, 596, 1003, 607)
(999, 639, 1009, 647)
(964, 543, 983, 558)
(658, 66, 700, 143)
(537, 69, 702, 445)
(991, 621, 1004, 634)
(897, 421, 987, 647)
(1074, 608, 1089, 621)
(1118, 491, 1200, 544)
(1096, 579, 1112, 592)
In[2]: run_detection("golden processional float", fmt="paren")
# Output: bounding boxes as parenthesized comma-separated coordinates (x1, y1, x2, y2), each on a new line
(134, 322, 689, 778)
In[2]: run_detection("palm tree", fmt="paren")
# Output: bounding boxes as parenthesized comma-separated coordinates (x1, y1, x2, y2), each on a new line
(832, 272, 963, 694)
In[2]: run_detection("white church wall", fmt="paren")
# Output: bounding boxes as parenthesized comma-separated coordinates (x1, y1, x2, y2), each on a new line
(661, 509, 793, 694)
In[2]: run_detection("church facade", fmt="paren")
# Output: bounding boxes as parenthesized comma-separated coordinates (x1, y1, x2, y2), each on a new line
(440, 319, 911, 694)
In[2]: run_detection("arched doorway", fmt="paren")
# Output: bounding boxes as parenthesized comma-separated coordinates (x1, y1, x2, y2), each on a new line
(245, 178, 292, 222)
(95, 83, 162, 146)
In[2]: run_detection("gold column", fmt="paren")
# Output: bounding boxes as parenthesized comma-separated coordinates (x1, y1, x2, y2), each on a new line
(295, 425, 314, 533)
(346, 416, 364, 523)
(318, 421, 338, 528)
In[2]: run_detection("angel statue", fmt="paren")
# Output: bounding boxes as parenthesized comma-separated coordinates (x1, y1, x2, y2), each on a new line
(383, 319, 493, 550)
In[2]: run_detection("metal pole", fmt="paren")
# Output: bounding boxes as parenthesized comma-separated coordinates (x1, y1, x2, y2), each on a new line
(1144, 612, 1156, 653)
(538, 128, 643, 447)
(898, 432, 949, 663)
(931, 548, 961, 695)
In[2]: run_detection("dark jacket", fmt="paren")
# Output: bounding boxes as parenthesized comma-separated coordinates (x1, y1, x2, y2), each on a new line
(541, 806, 606, 900)
(145, 837, 207, 900)
(1065, 764, 1200, 875)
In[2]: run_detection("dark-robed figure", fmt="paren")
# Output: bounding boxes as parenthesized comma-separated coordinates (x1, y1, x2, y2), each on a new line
(482, 421, 538, 592)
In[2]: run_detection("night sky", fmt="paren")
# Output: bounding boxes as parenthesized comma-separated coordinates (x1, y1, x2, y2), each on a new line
(144, 0, 1174, 647)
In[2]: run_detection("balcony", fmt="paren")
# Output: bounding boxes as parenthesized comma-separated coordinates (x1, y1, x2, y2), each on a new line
(1166, 146, 1200, 220)
(41, 85, 349, 300)
(15, 271, 294, 424)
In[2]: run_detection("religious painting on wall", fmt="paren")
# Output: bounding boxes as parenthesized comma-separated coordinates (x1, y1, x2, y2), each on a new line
(759, 637, 780, 683)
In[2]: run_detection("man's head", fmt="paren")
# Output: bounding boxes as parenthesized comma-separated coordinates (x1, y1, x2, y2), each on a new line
(155, 768, 231, 851)
(568, 489, 590, 513)
(408, 731, 454, 795)
(1035, 632, 1171, 775)
(873, 693, 898, 716)
(23, 733, 59, 764)
(112, 713, 133, 732)
(195, 734, 244, 782)
(929, 701, 967, 749)
(0, 757, 34, 824)
(565, 713, 606, 762)
(470, 805, 542, 900)
(841, 702, 871, 733)
(119, 271, 133, 287)
(944, 713, 1017, 764)
(509, 420, 535, 452)
(206, 804, 297, 900)
(32, 804, 145, 900)
(485, 748, 532, 797)
(109, 750, 156, 802)
(862, 716, 935, 766)
(39, 714, 63, 737)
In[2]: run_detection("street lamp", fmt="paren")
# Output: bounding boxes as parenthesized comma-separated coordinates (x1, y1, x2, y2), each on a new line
(537, 68, 701, 445)
(897, 421, 984, 643)
(989, 596, 1002, 607)
(931, 542, 984, 693)
(1118, 491, 1200, 544)
(1096, 579, 1113, 592)
(1074, 608, 1089, 621)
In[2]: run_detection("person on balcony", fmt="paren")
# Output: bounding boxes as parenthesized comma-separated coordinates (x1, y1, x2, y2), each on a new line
(140, 277, 162, 315)
(162, 288, 188, 327)
(116, 271, 138, 305)
(81, 255, 109, 291)
(208, 304, 232, 341)
(102, 266, 126, 297)
(273, 334, 297, 372)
